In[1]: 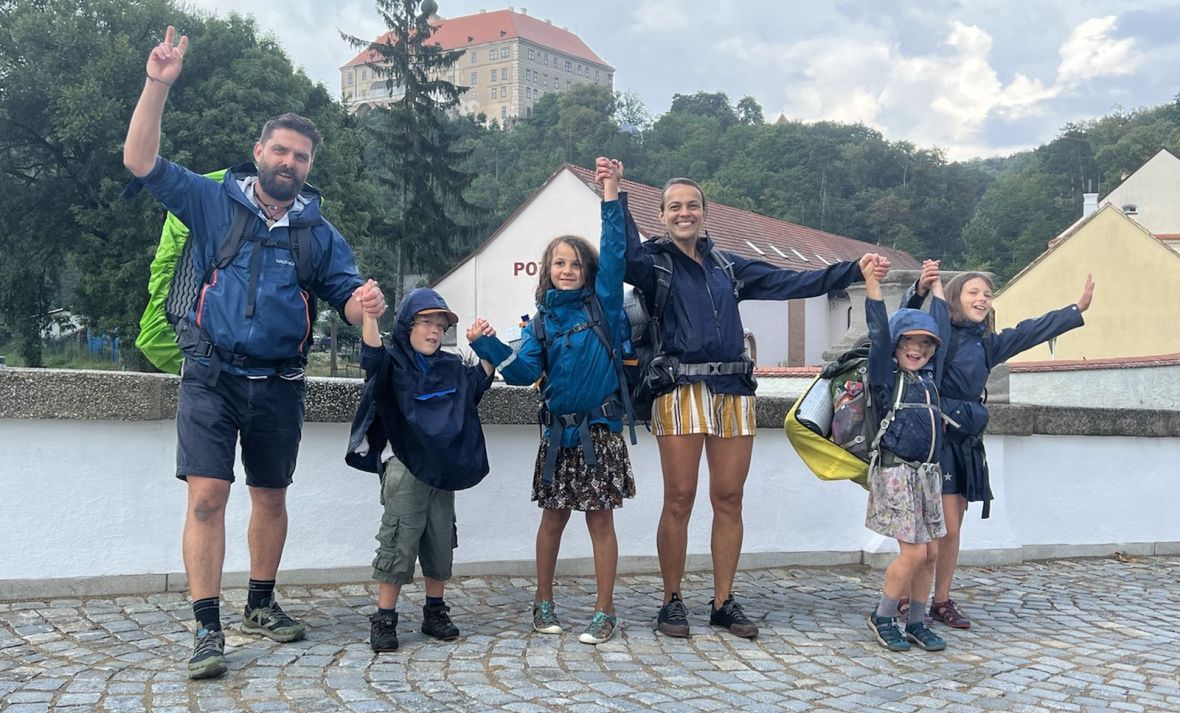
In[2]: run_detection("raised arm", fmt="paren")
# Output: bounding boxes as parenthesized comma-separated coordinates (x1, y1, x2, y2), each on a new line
(595, 157, 625, 334)
(862, 255, 893, 389)
(989, 274, 1092, 364)
(124, 26, 187, 177)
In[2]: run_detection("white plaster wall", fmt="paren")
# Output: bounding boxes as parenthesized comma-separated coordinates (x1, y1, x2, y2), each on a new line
(4, 409, 1180, 584)
(1009, 365, 1180, 410)
(1103, 151, 1180, 235)
(737, 300, 788, 367)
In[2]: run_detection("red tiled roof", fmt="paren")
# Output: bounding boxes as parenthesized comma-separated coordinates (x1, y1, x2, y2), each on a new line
(1008, 353, 1180, 373)
(343, 9, 608, 69)
(565, 165, 920, 270)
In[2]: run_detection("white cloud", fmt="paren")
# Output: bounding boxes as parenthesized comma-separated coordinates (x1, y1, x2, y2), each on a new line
(627, 0, 690, 33)
(1056, 16, 1139, 86)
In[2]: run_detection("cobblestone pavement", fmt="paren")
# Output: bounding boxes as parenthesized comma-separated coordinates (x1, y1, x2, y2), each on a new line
(2, 557, 1179, 712)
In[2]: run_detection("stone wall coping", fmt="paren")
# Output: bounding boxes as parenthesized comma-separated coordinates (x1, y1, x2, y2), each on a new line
(3, 366, 1179, 437)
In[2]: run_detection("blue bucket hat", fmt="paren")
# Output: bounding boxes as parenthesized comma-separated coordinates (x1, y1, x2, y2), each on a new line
(888, 308, 941, 349)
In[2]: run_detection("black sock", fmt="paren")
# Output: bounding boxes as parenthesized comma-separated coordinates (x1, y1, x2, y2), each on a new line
(193, 597, 221, 632)
(425, 596, 444, 607)
(377, 607, 396, 617)
(247, 579, 276, 610)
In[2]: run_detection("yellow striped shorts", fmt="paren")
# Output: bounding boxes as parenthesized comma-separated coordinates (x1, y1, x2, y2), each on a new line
(651, 381, 757, 437)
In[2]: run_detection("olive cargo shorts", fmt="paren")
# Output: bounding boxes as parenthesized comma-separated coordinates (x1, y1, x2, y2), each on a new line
(372, 457, 457, 585)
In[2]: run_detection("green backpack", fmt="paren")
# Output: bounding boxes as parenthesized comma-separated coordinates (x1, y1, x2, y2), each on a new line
(135, 169, 315, 374)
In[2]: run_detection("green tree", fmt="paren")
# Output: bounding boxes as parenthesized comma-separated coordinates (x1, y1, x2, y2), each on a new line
(343, 0, 478, 306)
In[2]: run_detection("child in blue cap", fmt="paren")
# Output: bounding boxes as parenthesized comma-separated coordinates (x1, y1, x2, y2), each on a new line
(862, 259, 952, 653)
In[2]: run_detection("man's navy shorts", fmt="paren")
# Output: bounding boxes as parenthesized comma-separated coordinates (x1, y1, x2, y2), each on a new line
(175, 359, 306, 488)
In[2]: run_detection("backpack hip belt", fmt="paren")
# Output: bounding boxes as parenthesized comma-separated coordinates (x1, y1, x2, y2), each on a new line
(676, 359, 752, 377)
(177, 317, 306, 373)
(538, 395, 622, 484)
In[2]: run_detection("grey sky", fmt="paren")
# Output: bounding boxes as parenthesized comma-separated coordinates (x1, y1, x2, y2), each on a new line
(184, 0, 1178, 160)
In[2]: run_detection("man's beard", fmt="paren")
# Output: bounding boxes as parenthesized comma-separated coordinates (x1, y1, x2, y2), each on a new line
(258, 163, 304, 202)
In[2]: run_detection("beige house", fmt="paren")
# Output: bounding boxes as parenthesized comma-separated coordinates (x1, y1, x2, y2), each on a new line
(994, 204, 1180, 361)
(432, 164, 917, 367)
(341, 8, 613, 123)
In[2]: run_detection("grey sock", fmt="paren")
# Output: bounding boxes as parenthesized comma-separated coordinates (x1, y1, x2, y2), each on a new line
(907, 602, 927, 626)
(876, 596, 901, 619)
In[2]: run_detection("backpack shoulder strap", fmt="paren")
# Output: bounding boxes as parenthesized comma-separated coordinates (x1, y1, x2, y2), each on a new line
(651, 251, 674, 322)
(291, 225, 314, 289)
(709, 248, 743, 300)
(583, 293, 637, 445)
(211, 201, 254, 272)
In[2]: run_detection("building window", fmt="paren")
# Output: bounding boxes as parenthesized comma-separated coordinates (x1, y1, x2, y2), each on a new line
(346, 72, 353, 85)
(361, 69, 368, 80)
(470, 51, 477, 64)
(501, 106, 507, 119)
(470, 71, 477, 84)
(528, 48, 535, 61)
(526, 69, 532, 81)
(543, 75, 549, 87)
(595, 70, 600, 81)
(526, 87, 532, 99)
(491, 68, 498, 81)
(565, 60, 572, 73)
(544, 53, 550, 64)
(503, 68, 510, 81)
(490, 48, 498, 60)
(500, 86, 507, 98)
(503, 46, 510, 59)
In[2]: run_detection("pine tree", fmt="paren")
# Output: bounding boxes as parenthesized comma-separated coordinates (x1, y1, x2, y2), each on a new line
(343, 0, 479, 306)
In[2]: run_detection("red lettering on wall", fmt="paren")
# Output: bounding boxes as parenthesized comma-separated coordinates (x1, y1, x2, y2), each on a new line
(513, 261, 540, 276)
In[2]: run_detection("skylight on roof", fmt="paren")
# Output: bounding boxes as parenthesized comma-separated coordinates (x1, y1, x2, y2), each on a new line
(769, 245, 789, 259)
(744, 240, 765, 255)
(814, 254, 831, 265)
(791, 248, 810, 262)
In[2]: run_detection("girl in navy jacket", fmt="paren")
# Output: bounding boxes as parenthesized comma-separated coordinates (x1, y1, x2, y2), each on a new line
(903, 268, 1094, 629)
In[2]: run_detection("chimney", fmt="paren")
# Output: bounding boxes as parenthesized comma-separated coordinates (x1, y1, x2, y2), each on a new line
(1082, 193, 1099, 218)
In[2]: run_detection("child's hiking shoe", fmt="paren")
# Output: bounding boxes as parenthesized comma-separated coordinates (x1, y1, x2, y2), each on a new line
(929, 599, 971, 629)
(709, 596, 759, 638)
(868, 611, 911, 652)
(188, 627, 227, 679)
(656, 594, 690, 638)
(904, 621, 946, 651)
(241, 600, 306, 643)
(578, 611, 618, 645)
(369, 612, 399, 652)
(532, 599, 562, 634)
(421, 602, 460, 641)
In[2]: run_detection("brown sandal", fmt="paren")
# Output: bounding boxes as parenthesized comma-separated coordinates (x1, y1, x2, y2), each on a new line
(929, 599, 971, 629)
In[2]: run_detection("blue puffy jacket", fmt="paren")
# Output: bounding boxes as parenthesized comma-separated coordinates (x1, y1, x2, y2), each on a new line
(347, 288, 493, 490)
(132, 159, 363, 375)
(471, 198, 627, 447)
(623, 201, 864, 396)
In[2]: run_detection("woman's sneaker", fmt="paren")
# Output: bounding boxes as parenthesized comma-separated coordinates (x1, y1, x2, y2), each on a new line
(868, 611, 911, 652)
(656, 594, 690, 638)
(709, 596, 759, 638)
(532, 599, 562, 634)
(578, 611, 618, 645)
(904, 621, 947, 651)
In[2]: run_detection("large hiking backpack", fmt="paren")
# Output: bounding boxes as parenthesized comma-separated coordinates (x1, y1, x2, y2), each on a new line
(135, 170, 315, 373)
(784, 338, 909, 490)
(622, 246, 747, 423)
(530, 292, 638, 448)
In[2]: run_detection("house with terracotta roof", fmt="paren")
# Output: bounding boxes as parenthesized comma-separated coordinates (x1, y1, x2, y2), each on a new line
(433, 164, 918, 367)
(994, 148, 1180, 362)
(340, 7, 613, 122)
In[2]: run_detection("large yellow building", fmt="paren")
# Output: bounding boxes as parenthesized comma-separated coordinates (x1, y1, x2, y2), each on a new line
(340, 8, 613, 122)
(994, 203, 1180, 361)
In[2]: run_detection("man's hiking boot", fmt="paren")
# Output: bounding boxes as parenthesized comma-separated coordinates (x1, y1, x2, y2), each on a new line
(657, 594, 690, 638)
(709, 595, 759, 638)
(188, 627, 227, 679)
(421, 602, 460, 640)
(241, 600, 306, 643)
(369, 611, 399, 652)
(868, 611, 911, 652)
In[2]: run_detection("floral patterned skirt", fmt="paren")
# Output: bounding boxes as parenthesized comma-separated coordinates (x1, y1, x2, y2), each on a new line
(865, 462, 947, 544)
(532, 424, 636, 511)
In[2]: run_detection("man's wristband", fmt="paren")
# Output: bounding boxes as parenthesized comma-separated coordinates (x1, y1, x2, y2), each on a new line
(146, 73, 173, 87)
